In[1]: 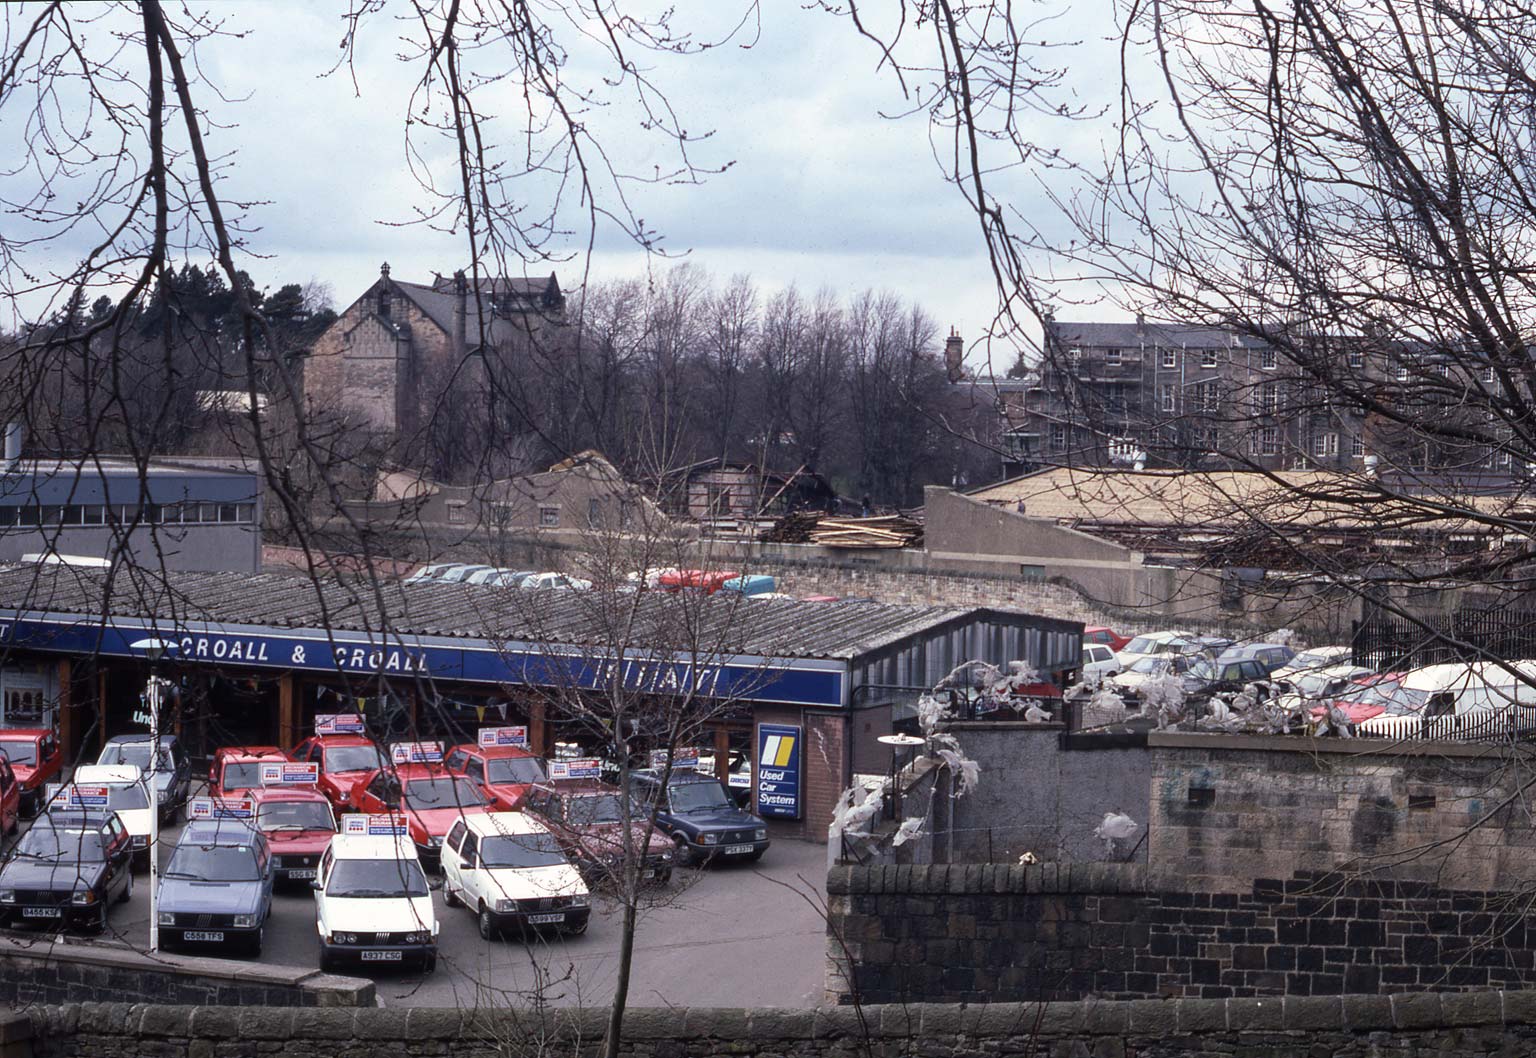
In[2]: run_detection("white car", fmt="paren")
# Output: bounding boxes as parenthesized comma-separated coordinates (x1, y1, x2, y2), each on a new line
(1110, 654, 1193, 699)
(1114, 631, 1193, 669)
(441, 812, 590, 940)
(1081, 644, 1122, 682)
(1354, 660, 1536, 742)
(1270, 646, 1353, 682)
(67, 764, 155, 870)
(403, 563, 462, 584)
(313, 832, 437, 973)
(521, 572, 594, 591)
(437, 564, 495, 584)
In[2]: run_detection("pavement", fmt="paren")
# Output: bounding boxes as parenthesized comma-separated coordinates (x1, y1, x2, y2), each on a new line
(59, 814, 832, 1009)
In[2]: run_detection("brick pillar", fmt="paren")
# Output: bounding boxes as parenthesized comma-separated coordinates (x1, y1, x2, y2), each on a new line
(96, 668, 109, 755)
(714, 726, 730, 784)
(278, 674, 298, 751)
(528, 697, 548, 758)
(56, 659, 74, 763)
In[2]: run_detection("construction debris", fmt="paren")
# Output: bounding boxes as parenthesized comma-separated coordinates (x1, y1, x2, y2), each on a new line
(761, 512, 923, 549)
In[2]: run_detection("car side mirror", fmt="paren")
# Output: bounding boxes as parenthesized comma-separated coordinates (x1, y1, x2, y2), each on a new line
(310, 879, 322, 891)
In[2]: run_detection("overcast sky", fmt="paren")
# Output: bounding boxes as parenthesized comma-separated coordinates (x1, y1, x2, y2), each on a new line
(186, 2, 1035, 369)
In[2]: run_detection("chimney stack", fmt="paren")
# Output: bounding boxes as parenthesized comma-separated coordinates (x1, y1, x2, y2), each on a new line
(1135, 312, 1146, 337)
(944, 328, 964, 383)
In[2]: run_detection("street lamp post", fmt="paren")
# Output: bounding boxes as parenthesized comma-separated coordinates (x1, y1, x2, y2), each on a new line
(131, 638, 173, 954)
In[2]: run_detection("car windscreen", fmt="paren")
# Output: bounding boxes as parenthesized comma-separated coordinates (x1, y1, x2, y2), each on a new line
(99, 743, 172, 772)
(478, 832, 567, 868)
(1186, 660, 1215, 681)
(1293, 651, 1335, 669)
(403, 777, 488, 809)
(220, 762, 268, 790)
(0, 739, 37, 766)
(566, 793, 638, 825)
(1294, 671, 1342, 696)
(324, 746, 385, 773)
(164, 843, 262, 882)
(325, 856, 429, 897)
(668, 780, 734, 813)
(1123, 637, 1160, 654)
(101, 784, 149, 811)
(257, 801, 335, 831)
(486, 757, 547, 785)
(16, 824, 106, 862)
(1377, 688, 1429, 716)
(1128, 656, 1166, 674)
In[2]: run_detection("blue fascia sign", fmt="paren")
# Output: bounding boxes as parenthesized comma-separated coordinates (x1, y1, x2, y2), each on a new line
(755, 723, 803, 819)
(0, 616, 847, 709)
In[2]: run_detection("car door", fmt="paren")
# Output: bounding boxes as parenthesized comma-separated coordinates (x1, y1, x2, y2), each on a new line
(104, 817, 128, 899)
(0, 760, 18, 833)
(442, 820, 468, 895)
(256, 837, 274, 915)
(458, 832, 483, 905)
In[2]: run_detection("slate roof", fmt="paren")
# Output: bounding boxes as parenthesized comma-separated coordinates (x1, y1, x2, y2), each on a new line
(0, 564, 1066, 663)
(1046, 320, 1269, 351)
(392, 274, 561, 350)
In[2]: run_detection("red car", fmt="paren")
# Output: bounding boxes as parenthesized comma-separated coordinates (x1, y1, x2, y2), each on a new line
(350, 762, 491, 862)
(522, 780, 674, 886)
(1085, 626, 1131, 652)
(208, 746, 287, 800)
(0, 758, 21, 836)
(248, 785, 337, 884)
(1310, 672, 1414, 727)
(658, 569, 739, 594)
(0, 728, 62, 817)
(445, 742, 548, 811)
(288, 734, 387, 810)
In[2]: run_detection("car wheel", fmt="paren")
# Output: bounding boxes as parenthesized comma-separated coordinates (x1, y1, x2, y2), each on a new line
(83, 909, 105, 935)
(477, 905, 498, 941)
(565, 919, 588, 937)
(118, 871, 133, 904)
(671, 834, 696, 868)
(249, 928, 264, 958)
(423, 953, 438, 974)
(319, 947, 339, 974)
(443, 883, 461, 908)
(655, 868, 672, 886)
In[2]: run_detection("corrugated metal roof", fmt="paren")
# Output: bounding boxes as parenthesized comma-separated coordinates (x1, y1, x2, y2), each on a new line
(0, 565, 1063, 663)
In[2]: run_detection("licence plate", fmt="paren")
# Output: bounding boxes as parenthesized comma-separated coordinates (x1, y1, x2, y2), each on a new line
(642, 869, 656, 879)
(361, 950, 402, 962)
(21, 907, 60, 918)
(184, 930, 224, 942)
(527, 912, 564, 924)
(286, 869, 316, 879)
(723, 844, 754, 854)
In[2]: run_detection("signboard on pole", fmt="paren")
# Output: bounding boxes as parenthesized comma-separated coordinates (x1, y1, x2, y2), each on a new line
(477, 726, 528, 749)
(649, 747, 700, 770)
(755, 724, 802, 819)
(315, 713, 366, 735)
(260, 762, 320, 786)
(49, 785, 109, 810)
(341, 813, 409, 836)
(548, 758, 602, 781)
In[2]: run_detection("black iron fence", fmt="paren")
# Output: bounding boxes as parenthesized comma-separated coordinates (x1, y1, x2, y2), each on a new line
(1352, 604, 1536, 672)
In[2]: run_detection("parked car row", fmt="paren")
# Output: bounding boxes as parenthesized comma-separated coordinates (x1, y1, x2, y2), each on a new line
(0, 723, 770, 974)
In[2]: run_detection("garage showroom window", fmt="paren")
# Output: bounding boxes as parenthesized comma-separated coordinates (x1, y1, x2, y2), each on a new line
(0, 502, 255, 527)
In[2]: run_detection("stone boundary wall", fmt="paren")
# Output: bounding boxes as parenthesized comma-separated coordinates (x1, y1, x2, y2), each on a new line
(0, 936, 373, 1008)
(19, 994, 1536, 1058)
(827, 863, 1536, 1005)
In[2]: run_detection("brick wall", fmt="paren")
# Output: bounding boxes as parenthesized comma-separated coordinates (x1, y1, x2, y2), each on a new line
(752, 707, 844, 842)
(826, 863, 1536, 1005)
(1147, 734, 1536, 893)
(25, 994, 1536, 1058)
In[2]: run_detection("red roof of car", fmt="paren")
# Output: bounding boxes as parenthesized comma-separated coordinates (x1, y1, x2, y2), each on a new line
(456, 742, 540, 760)
(247, 785, 330, 805)
(215, 745, 286, 761)
(0, 729, 51, 740)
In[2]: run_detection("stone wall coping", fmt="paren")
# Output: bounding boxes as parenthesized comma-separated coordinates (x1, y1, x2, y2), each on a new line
(1148, 731, 1536, 760)
(31, 993, 1535, 1040)
(0, 933, 373, 1002)
(828, 862, 1147, 896)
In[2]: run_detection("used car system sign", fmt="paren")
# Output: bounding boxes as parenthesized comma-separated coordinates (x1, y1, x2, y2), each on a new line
(755, 724, 802, 819)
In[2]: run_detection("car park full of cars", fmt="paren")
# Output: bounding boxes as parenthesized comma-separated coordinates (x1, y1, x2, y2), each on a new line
(628, 764, 769, 866)
(441, 811, 590, 939)
(350, 742, 492, 863)
(0, 805, 133, 932)
(0, 729, 61, 817)
(522, 773, 675, 886)
(314, 819, 438, 973)
(1270, 645, 1353, 682)
(65, 766, 154, 868)
(157, 804, 274, 955)
(1180, 655, 1272, 705)
(289, 715, 387, 809)
(445, 729, 548, 810)
(97, 734, 191, 825)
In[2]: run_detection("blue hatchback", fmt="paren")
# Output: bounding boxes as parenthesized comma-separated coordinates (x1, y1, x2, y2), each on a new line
(628, 769, 769, 866)
(157, 820, 274, 956)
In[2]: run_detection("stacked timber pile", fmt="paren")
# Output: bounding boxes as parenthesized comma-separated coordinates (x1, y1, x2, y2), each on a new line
(811, 514, 924, 549)
(759, 511, 822, 543)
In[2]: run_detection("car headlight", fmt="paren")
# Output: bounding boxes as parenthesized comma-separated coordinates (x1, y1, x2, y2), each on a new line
(698, 833, 718, 845)
(570, 894, 589, 908)
(132, 835, 149, 848)
(495, 899, 515, 913)
(233, 914, 257, 928)
(337, 790, 349, 803)
(72, 890, 96, 905)
(428, 837, 442, 848)
(0, 890, 15, 904)
(754, 829, 767, 841)
(157, 911, 175, 925)
(328, 931, 357, 944)
(661, 850, 674, 862)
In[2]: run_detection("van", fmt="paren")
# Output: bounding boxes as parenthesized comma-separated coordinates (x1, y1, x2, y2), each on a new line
(1354, 661, 1536, 741)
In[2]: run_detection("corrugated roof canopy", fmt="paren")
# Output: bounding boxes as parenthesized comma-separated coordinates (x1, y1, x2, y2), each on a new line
(0, 564, 1058, 663)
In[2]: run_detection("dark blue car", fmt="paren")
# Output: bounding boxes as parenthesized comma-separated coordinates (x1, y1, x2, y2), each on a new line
(157, 820, 274, 956)
(628, 769, 769, 866)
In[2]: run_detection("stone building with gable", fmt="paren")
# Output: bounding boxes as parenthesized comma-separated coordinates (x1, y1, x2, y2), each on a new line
(303, 263, 564, 480)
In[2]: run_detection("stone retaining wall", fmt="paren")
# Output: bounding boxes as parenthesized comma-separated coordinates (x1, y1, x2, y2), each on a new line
(19, 994, 1536, 1058)
(826, 863, 1536, 1005)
